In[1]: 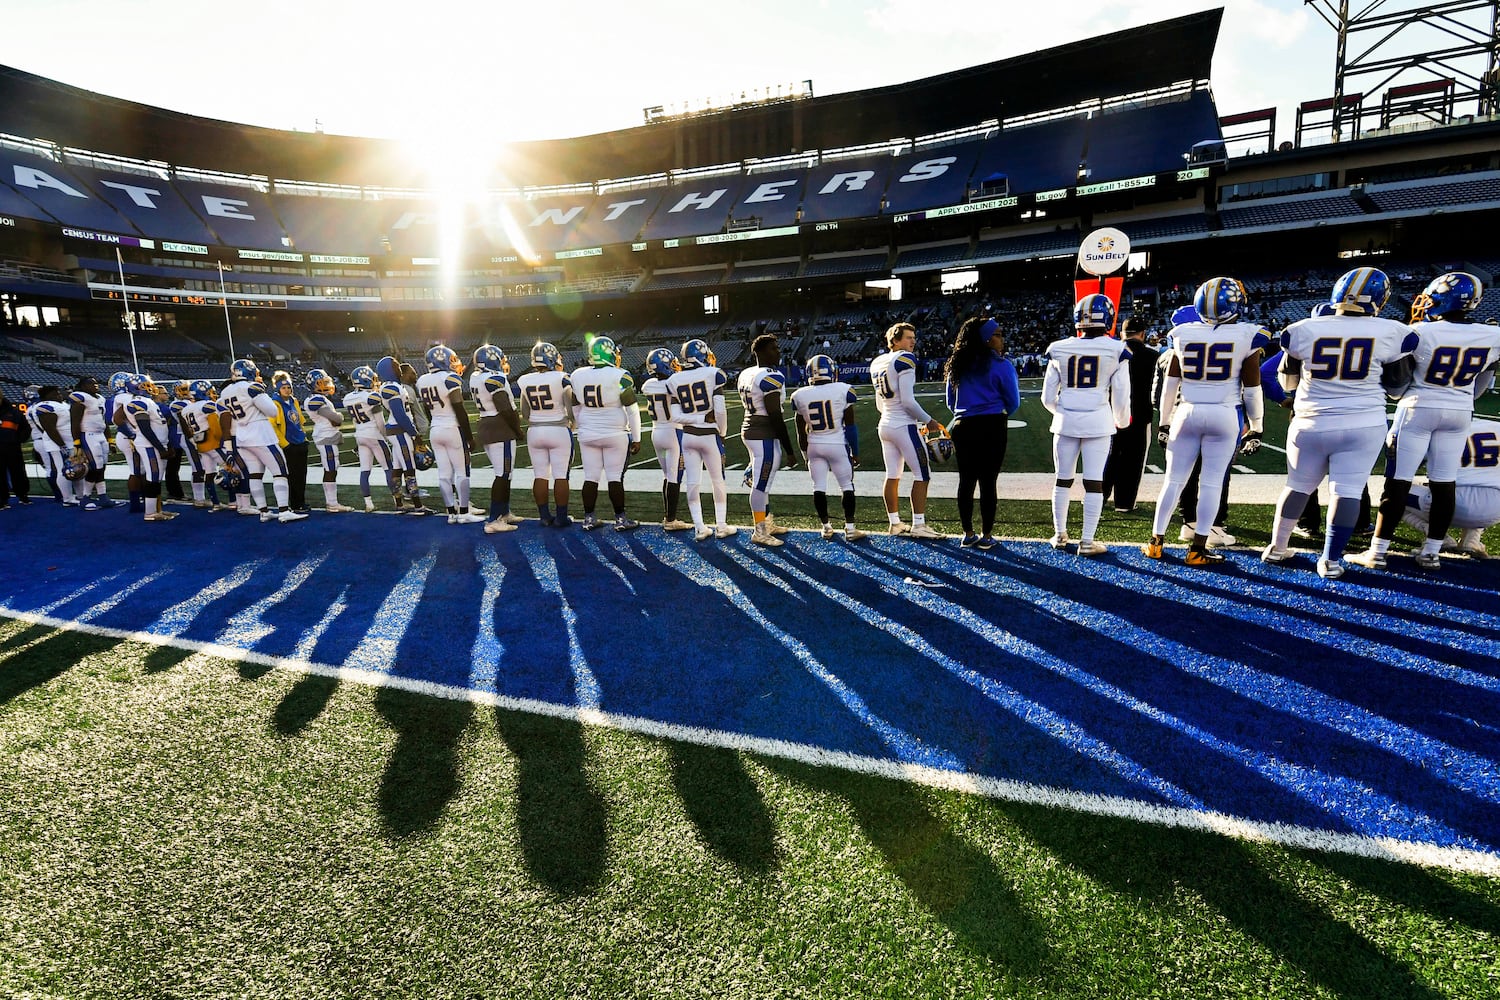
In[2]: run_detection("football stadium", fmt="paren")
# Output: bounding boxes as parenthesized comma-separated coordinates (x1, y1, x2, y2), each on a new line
(2, 7, 1499, 997)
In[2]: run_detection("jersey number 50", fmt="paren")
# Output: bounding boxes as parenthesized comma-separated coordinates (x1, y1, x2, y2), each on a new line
(1307, 337, 1374, 380)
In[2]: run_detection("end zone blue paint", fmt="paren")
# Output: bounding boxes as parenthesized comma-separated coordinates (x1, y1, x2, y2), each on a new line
(3, 502, 1498, 859)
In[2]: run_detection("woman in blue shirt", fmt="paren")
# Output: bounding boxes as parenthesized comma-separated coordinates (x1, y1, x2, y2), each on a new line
(944, 316, 1021, 548)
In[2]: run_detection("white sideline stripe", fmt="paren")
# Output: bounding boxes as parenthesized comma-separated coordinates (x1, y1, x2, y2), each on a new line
(3, 606, 1497, 878)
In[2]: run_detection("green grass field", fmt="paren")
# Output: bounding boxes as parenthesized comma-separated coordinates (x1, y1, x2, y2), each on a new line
(4, 382, 1499, 998)
(2, 619, 1498, 1000)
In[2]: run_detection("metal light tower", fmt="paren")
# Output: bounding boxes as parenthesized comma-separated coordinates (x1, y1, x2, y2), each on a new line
(1304, 0, 1500, 141)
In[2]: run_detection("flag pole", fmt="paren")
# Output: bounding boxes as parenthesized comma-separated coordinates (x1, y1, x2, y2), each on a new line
(217, 260, 236, 360)
(116, 247, 139, 373)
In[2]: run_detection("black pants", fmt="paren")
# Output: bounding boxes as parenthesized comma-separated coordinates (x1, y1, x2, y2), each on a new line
(951, 414, 1008, 536)
(1102, 420, 1150, 510)
(285, 441, 309, 510)
(0, 442, 28, 504)
(164, 446, 185, 500)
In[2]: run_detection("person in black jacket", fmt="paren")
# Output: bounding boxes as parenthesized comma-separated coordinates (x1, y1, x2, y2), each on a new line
(1102, 320, 1159, 511)
(0, 385, 32, 508)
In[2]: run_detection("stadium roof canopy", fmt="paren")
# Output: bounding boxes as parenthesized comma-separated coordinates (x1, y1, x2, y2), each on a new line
(0, 8, 1221, 189)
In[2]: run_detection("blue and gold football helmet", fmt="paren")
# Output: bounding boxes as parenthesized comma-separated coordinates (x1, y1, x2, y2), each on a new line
(230, 358, 260, 383)
(680, 339, 716, 369)
(807, 355, 839, 385)
(530, 342, 562, 372)
(1073, 293, 1115, 333)
(350, 366, 377, 390)
(645, 348, 678, 380)
(425, 344, 459, 373)
(1331, 267, 1391, 316)
(473, 345, 509, 375)
(1411, 271, 1482, 323)
(1193, 277, 1247, 326)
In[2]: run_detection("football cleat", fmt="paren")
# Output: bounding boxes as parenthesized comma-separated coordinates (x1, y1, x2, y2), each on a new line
(530, 342, 562, 372)
(350, 366, 377, 390)
(483, 518, 517, 534)
(680, 339, 716, 370)
(1073, 293, 1115, 333)
(764, 515, 789, 536)
(960, 533, 979, 547)
(1185, 547, 1225, 567)
(806, 354, 838, 384)
(646, 348, 679, 380)
(1410, 271, 1482, 323)
(1206, 525, 1236, 547)
(473, 344, 509, 374)
(1076, 539, 1108, 556)
(581, 513, 600, 531)
(1456, 529, 1489, 558)
(230, 358, 260, 383)
(888, 521, 910, 536)
(1414, 551, 1442, 570)
(845, 527, 867, 541)
(451, 512, 485, 525)
(1142, 536, 1164, 559)
(909, 523, 943, 540)
(1260, 544, 1294, 563)
(714, 524, 737, 539)
(1347, 549, 1387, 570)
(278, 509, 310, 523)
(751, 524, 783, 547)
(325, 503, 355, 513)
(1316, 557, 1344, 579)
(144, 511, 177, 522)
(1193, 276, 1247, 326)
(614, 515, 638, 531)
(822, 524, 837, 540)
(259, 509, 277, 523)
(1049, 532, 1070, 550)
(585, 335, 619, 367)
(662, 519, 693, 532)
(1330, 267, 1391, 316)
(694, 526, 715, 542)
(503, 512, 527, 525)
(975, 535, 995, 550)
(1178, 523, 1198, 542)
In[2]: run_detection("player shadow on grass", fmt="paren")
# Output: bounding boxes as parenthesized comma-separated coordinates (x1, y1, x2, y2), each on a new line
(493, 707, 608, 897)
(373, 687, 473, 840)
(664, 742, 779, 874)
(0, 624, 118, 705)
(271, 673, 341, 737)
(1311, 849, 1500, 939)
(764, 757, 1052, 974)
(998, 800, 1453, 999)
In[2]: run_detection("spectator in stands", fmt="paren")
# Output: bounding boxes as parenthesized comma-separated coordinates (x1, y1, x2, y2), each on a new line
(0, 386, 32, 509)
(944, 316, 1019, 549)
(272, 371, 310, 512)
(1102, 318, 1159, 512)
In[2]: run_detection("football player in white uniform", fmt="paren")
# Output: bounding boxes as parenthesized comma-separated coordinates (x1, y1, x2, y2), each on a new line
(1042, 295, 1133, 554)
(667, 339, 736, 541)
(870, 322, 945, 538)
(571, 335, 641, 531)
(792, 355, 864, 541)
(68, 375, 115, 509)
(1143, 278, 1268, 566)
(219, 358, 308, 523)
(417, 345, 485, 525)
(642, 348, 690, 530)
(108, 371, 144, 512)
(738, 334, 800, 546)
(123, 375, 175, 521)
(27, 386, 77, 507)
(1353, 272, 1500, 570)
(517, 342, 575, 527)
(1263, 267, 1418, 578)
(375, 355, 428, 513)
(177, 380, 230, 510)
(1403, 418, 1500, 558)
(303, 369, 353, 512)
(470, 345, 524, 533)
(343, 366, 404, 513)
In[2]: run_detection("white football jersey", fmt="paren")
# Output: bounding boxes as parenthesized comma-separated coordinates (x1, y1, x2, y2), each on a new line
(1400, 319, 1500, 412)
(69, 390, 106, 436)
(791, 382, 857, 439)
(571, 365, 634, 441)
(470, 370, 512, 418)
(27, 400, 72, 450)
(415, 370, 464, 428)
(125, 397, 169, 446)
(1281, 314, 1417, 429)
(1169, 321, 1271, 405)
(1042, 335, 1132, 437)
(111, 390, 139, 436)
(303, 393, 342, 445)
(665, 366, 726, 431)
(341, 389, 387, 441)
(738, 366, 789, 439)
(869, 350, 931, 427)
(219, 379, 279, 446)
(1458, 420, 1500, 489)
(641, 375, 681, 427)
(181, 399, 223, 445)
(517, 369, 572, 425)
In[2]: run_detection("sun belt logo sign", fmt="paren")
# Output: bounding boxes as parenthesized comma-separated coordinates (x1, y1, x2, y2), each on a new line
(1077, 227, 1131, 276)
